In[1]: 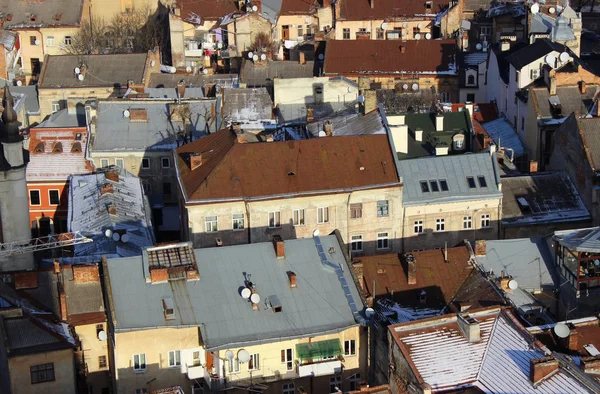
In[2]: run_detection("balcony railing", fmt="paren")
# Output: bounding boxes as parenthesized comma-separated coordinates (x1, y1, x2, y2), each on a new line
(297, 359, 342, 377)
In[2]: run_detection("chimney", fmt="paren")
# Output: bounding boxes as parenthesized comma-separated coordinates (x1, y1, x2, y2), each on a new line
(390, 124, 409, 154)
(500, 40, 511, 52)
(53, 259, 61, 274)
(150, 267, 169, 283)
(566, 324, 579, 352)
(107, 202, 117, 216)
(529, 160, 538, 174)
(474, 239, 486, 256)
(59, 284, 68, 321)
(176, 79, 186, 101)
(435, 145, 449, 156)
(580, 80, 587, 95)
(465, 102, 474, 120)
(405, 253, 417, 285)
(73, 265, 100, 283)
(324, 120, 333, 136)
(100, 183, 114, 195)
(530, 356, 559, 385)
(581, 355, 600, 373)
(251, 289, 259, 311)
(435, 113, 444, 131)
(549, 76, 557, 95)
(370, 0, 375, 8)
(288, 271, 297, 288)
(299, 51, 306, 65)
(215, 238, 223, 247)
(457, 313, 481, 343)
(14, 272, 38, 290)
(105, 169, 120, 183)
(236, 131, 247, 144)
(415, 128, 423, 142)
(400, 45, 405, 54)
(306, 106, 314, 123)
(190, 153, 203, 170)
(273, 235, 285, 259)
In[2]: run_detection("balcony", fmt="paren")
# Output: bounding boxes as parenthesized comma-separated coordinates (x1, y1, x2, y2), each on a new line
(186, 364, 204, 380)
(297, 359, 342, 377)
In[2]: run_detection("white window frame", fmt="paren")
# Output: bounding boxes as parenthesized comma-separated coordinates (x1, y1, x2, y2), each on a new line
(293, 209, 305, 226)
(281, 348, 293, 371)
(248, 353, 260, 371)
(29, 190, 41, 206)
(64, 36, 72, 46)
(48, 189, 60, 206)
(330, 376, 342, 393)
(351, 235, 363, 252)
(115, 158, 124, 168)
(161, 157, 170, 168)
(205, 216, 218, 233)
(228, 357, 240, 373)
(435, 218, 445, 232)
(377, 232, 389, 250)
(133, 353, 146, 372)
(414, 220, 423, 234)
(141, 157, 151, 169)
(192, 351, 202, 367)
(268, 211, 281, 228)
(232, 213, 245, 231)
(463, 216, 472, 229)
(344, 339, 356, 356)
(481, 214, 491, 228)
(46, 36, 55, 47)
(100, 158, 109, 168)
(377, 200, 389, 217)
(51, 100, 60, 113)
(317, 207, 329, 224)
(168, 350, 181, 368)
(282, 382, 295, 394)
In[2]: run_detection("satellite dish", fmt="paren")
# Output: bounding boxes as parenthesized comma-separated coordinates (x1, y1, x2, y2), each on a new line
(260, 53, 267, 61)
(253, 5, 259, 12)
(186, 66, 192, 73)
(238, 349, 251, 363)
(381, 22, 388, 30)
(549, 7, 556, 13)
(531, 3, 539, 14)
(123, 110, 130, 118)
(74, 67, 80, 74)
(16, 80, 22, 86)
(417, 23, 423, 29)
(559, 52, 570, 62)
(554, 322, 570, 338)
(594, 259, 600, 267)
(313, 229, 320, 237)
(112, 233, 120, 241)
(252, 54, 259, 61)
(403, 83, 409, 90)
(545, 54, 556, 66)
(412, 83, 419, 91)
(217, 42, 223, 49)
(357, 95, 365, 103)
(414, 33, 421, 40)
(348, 86, 354, 93)
(241, 288, 252, 299)
(318, 130, 326, 137)
(508, 279, 518, 290)
(121, 233, 130, 243)
(225, 350, 234, 360)
(250, 293, 261, 304)
(318, 53, 324, 60)
(203, 69, 209, 74)
(402, 23, 408, 28)
(248, 51, 254, 59)
(476, 43, 483, 51)
(425, 33, 432, 40)
(365, 307, 375, 318)
(98, 330, 107, 341)
(104, 229, 113, 238)
(78, 74, 84, 81)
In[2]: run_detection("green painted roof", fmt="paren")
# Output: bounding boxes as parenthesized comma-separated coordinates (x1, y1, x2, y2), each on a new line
(295, 339, 342, 361)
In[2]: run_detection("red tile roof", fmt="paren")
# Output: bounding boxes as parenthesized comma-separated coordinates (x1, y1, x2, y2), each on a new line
(280, 0, 320, 15)
(338, 0, 447, 20)
(175, 129, 400, 202)
(323, 39, 456, 75)
(178, 0, 238, 21)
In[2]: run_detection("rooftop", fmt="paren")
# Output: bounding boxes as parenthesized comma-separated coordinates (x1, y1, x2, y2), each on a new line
(506, 39, 566, 70)
(9, 85, 39, 115)
(175, 129, 400, 203)
(280, 0, 322, 15)
(306, 109, 387, 137)
(323, 39, 456, 75)
(528, 316, 600, 359)
(148, 73, 238, 90)
(501, 173, 591, 226)
(177, 0, 238, 22)
(554, 227, 600, 253)
(241, 60, 315, 87)
(564, 114, 600, 172)
(222, 88, 273, 125)
(36, 108, 86, 128)
(276, 101, 354, 124)
(530, 85, 596, 119)
(481, 117, 526, 158)
(0, 0, 84, 29)
(337, 0, 447, 19)
(105, 235, 365, 350)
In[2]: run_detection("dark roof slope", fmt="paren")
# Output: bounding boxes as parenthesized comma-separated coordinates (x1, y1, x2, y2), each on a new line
(575, 115, 600, 172)
(241, 60, 315, 86)
(324, 39, 456, 75)
(338, 0, 447, 19)
(506, 39, 566, 70)
(178, 0, 238, 22)
(280, 0, 321, 15)
(1, 0, 84, 29)
(176, 129, 400, 202)
(490, 42, 528, 84)
(530, 85, 596, 118)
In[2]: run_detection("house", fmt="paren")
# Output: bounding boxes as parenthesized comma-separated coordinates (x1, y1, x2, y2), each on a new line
(388, 306, 599, 393)
(26, 118, 92, 236)
(102, 235, 367, 393)
(37, 49, 161, 119)
(221, 87, 274, 129)
(395, 152, 503, 251)
(458, 51, 488, 103)
(527, 4, 582, 56)
(501, 173, 591, 238)
(174, 128, 403, 252)
(276, 0, 328, 60)
(240, 59, 316, 97)
(0, 281, 77, 394)
(67, 167, 155, 258)
(219, 10, 273, 59)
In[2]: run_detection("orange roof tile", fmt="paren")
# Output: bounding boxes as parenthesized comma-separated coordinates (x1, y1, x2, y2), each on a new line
(338, 0, 447, 20)
(178, 0, 238, 21)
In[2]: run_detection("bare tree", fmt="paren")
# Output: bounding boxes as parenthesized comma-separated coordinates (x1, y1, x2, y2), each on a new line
(64, 19, 109, 55)
(249, 32, 276, 58)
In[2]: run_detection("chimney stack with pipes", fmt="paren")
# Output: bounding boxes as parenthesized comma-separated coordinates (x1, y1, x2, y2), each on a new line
(406, 253, 417, 285)
(176, 79, 186, 103)
(288, 271, 297, 288)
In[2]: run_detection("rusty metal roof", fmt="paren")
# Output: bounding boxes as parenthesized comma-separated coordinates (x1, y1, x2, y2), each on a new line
(338, 0, 447, 20)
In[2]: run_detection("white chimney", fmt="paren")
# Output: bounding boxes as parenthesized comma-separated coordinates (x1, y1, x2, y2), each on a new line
(435, 113, 444, 132)
(501, 40, 510, 52)
(415, 128, 423, 141)
(390, 124, 409, 154)
(465, 102, 474, 120)
(387, 115, 405, 124)
(435, 145, 449, 156)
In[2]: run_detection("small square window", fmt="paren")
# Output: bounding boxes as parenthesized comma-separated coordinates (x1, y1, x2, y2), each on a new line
(351, 235, 363, 252)
(478, 176, 487, 188)
(293, 209, 305, 226)
(439, 179, 449, 191)
(30, 363, 55, 384)
(205, 216, 218, 233)
(100, 158, 109, 168)
(161, 157, 170, 168)
(168, 350, 181, 368)
(46, 36, 55, 46)
(283, 382, 295, 394)
(430, 180, 439, 192)
(420, 181, 430, 192)
(377, 232, 389, 249)
(330, 376, 342, 393)
(463, 216, 472, 229)
(350, 203, 362, 219)
(141, 158, 150, 169)
(436, 218, 445, 232)
(30, 36, 37, 45)
(269, 211, 281, 228)
(377, 200, 389, 217)
(248, 353, 260, 370)
(466, 177, 476, 188)
(343, 28, 350, 39)
(64, 36, 72, 45)
(344, 339, 356, 356)
(481, 214, 491, 228)
(49, 189, 60, 205)
(29, 190, 41, 206)
(51, 101, 60, 113)
(414, 220, 423, 234)
(317, 207, 329, 224)
(115, 158, 124, 168)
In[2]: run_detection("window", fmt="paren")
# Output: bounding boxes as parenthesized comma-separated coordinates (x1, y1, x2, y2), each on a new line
(281, 348, 293, 371)
(293, 209, 305, 226)
(30, 36, 37, 45)
(436, 218, 445, 232)
(49, 189, 60, 205)
(283, 383, 295, 394)
(414, 220, 423, 234)
(306, 25, 312, 36)
(466, 176, 476, 188)
(478, 176, 487, 188)
(439, 179, 449, 191)
(350, 203, 362, 219)
(376, 28, 384, 39)
(100, 158, 109, 168)
(297, 25, 303, 37)
(192, 351, 202, 367)
(142, 182, 152, 194)
(99, 355, 107, 369)
(268, 211, 281, 228)
(467, 93, 475, 102)
(47, 36, 55, 47)
(467, 75, 475, 85)
(330, 376, 342, 393)
(30, 363, 54, 384)
(161, 157, 170, 168)
(521, 117, 525, 131)
(141, 158, 150, 169)
(133, 354, 146, 372)
(205, 216, 218, 233)
(317, 207, 329, 224)
(344, 339, 356, 356)
(228, 357, 240, 373)
(343, 28, 350, 39)
(115, 158, 124, 168)
(480, 25, 491, 36)
(463, 216, 472, 229)
(377, 200, 389, 217)
(349, 374, 361, 391)
(481, 214, 491, 228)
(420, 181, 430, 192)
(51, 100, 60, 112)
(64, 36, 72, 45)
(163, 182, 171, 196)
(426, 1, 433, 9)
(29, 190, 41, 206)
(377, 232, 389, 249)
(168, 350, 181, 368)
(430, 180, 439, 192)
(248, 353, 260, 370)
(351, 235, 363, 252)
(227, 213, 244, 231)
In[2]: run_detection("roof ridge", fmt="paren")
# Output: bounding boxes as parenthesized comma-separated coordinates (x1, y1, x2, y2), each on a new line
(474, 312, 501, 386)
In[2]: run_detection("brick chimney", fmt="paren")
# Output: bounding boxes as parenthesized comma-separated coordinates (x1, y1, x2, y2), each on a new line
(100, 183, 114, 195)
(549, 75, 557, 95)
(14, 272, 38, 290)
(73, 265, 100, 283)
(59, 284, 68, 321)
(530, 356, 559, 385)
(474, 240, 486, 256)
(273, 235, 285, 259)
(400, 45, 405, 54)
(581, 355, 600, 373)
(406, 253, 417, 285)
(324, 120, 333, 136)
(190, 153, 203, 170)
(150, 267, 169, 283)
(288, 271, 297, 288)
(105, 169, 119, 183)
(457, 313, 481, 343)
(176, 79, 186, 101)
(107, 203, 117, 216)
(580, 80, 587, 95)
(530, 160, 538, 174)
(299, 51, 306, 65)
(566, 324, 579, 352)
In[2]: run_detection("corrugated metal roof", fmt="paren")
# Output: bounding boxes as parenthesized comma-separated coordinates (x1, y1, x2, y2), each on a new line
(106, 236, 364, 350)
(482, 118, 525, 158)
(307, 109, 386, 137)
(554, 227, 600, 252)
(222, 88, 273, 124)
(9, 85, 39, 114)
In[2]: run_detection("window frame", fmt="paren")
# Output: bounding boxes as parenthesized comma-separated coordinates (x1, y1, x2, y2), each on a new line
(344, 339, 356, 356)
(51, 100, 60, 113)
(283, 382, 295, 394)
(48, 189, 60, 206)
(343, 28, 350, 39)
(377, 200, 389, 217)
(168, 350, 181, 368)
(435, 218, 445, 232)
(248, 353, 260, 371)
(481, 213, 491, 228)
(99, 355, 107, 369)
(429, 180, 440, 192)
(161, 157, 171, 168)
(115, 158, 124, 168)
(420, 181, 430, 192)
(228, 357, 240, 373)
(317, 207, 330, 224)
(414, 220, 423, 234)
(29, 190, 41, 206)
(46, 35, 54, 47)
(281, 348, 293, 371)
(350, 203, 363, 219)
(141, 157, 151, 169)
(377, 232, 389, 250)
(64, 36, 72, 45)
(351, 235, 363, 252)
(463, 216, 472, 229)
(205, 216, 218, 233)
(30, 363, 55, 384)
(439, 179, 449, 191)
(478, 176, 487, 188)
(268, 211, 281, 228)
(232, 213, 245, 231)
(192, 351, 202, 367)
(29, 36, 37, 46)
(330, 375, 342, 393)
(132, 354, 146, 372)
(466, 176, 476, 189)
(293, 209, 305, 226)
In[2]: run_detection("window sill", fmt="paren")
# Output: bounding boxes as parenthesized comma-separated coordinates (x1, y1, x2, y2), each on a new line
(232, 228, 245, 232)
(133, 369, 146, 374)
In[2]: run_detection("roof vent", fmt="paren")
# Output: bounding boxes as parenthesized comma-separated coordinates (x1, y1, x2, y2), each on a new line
(52, 142, 63, 153)
(268, 295, 282, 312)
(288, 271, 297, 288)
(100, 183, 114, 195)
(190, 153, 203, 171)
(53, 13, 62, 21)
(106, 202, 117, 216)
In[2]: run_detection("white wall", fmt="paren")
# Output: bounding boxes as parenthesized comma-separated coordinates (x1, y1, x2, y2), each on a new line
(274, 77, 358, 106)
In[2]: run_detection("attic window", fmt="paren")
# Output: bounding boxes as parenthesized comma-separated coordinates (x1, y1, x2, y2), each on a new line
(420, 181, 429, 193)
(439, 179, 449, 191)
(287, 171, 296, 176)
(52, 142, 63, 153)
(429, 180, 439, 192)
(71, 142, 81, 153)
(6, 14, 12, 21)
(33, 142, 44, 153)
(426, 1, 432, 9)
(129, 108, 148, 122)
(75, 133, 82, 140)
(30, 15, 36, 22)
(467, 176, 476, 189)
(477, 176, 487, 188)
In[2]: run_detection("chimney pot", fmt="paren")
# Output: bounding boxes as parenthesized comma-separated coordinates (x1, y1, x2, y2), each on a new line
(216, 238, 223, 247)
(288, 271, 297, 288)
(530, 160, 538, 174)
(406, 254, 417, 285)
(370, 0, 375, 9)
(324, 120, 333, 136)
(299, 51, 306, 65)
(400, 45, 405, 54)
(474, 239, 486, 256)
(273, 235, 285, 259)
(530, 356, 559, 385)
(457, 313, 481, 342)
(501, 40, 511, 51)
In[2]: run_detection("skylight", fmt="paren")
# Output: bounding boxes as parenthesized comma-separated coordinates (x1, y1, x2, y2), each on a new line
(420, 181, 429, 193)
(478, 176, 487, 188)
(430, 180, 439, 192)
(467, 177, 476, 189)
(439, 179, 449, 191)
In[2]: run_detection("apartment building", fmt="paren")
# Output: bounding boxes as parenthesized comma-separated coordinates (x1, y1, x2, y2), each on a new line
(102, 236, 367, 393)
(174, 128, 403, 253)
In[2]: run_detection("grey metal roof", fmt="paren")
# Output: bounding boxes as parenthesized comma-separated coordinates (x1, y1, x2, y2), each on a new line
(276, 101, 354, 124)
(552, 16, 576, 42)
(531, 85, 596, 119)
(222, 88, 273, 124)
(554, 227, 600, 252)
(93, 99, 218, 151)
(0, 30, 16, 51)
(144, 87, 205, 99)
(397, 152, 502, 205)
(147, 73, 238, 89)
(1, 0, 84, 29)
(307, 109, 386, 137)
(106, 236, 364, 350)
(39, 53, 148, 88)
(67, 167, 155, 257)
(241, 60, 315, 86)
(501, 173, 590, 226)
(37, 108, 86, 128)
(530, 13, 554, 34)
(9, 85, 39, 114)
(482, 118, 525, 157)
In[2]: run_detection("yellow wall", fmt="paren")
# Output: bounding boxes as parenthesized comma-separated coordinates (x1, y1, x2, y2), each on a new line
(38, 87, 114, 119)
(276, 15, 318, 41)
(9, 348, 76, 394)
(76, 322, 111, 392)
(335, 19, 434, 40)
(90, 0, 170, 22)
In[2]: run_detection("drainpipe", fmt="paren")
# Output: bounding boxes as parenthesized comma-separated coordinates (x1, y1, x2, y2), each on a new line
(245, 200, 251, 244)
(346, 191, 353, 256)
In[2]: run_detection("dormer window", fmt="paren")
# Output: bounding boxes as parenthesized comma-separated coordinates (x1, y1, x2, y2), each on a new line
(426, 1, 432, 10)
(52, 142, 63, 153)
(71, 142, 81, 153)
(33, 142, 44, 153)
